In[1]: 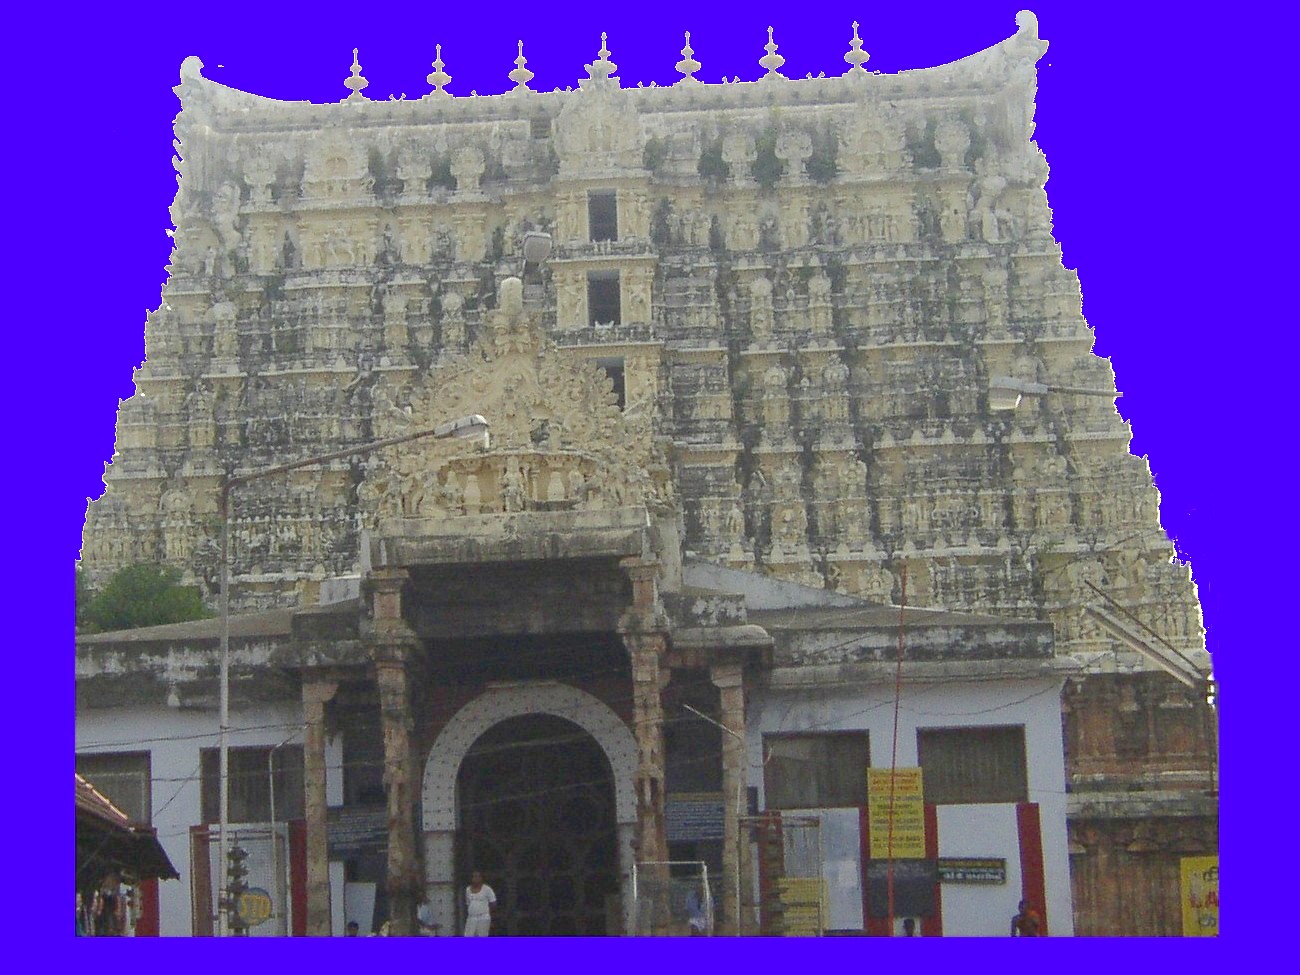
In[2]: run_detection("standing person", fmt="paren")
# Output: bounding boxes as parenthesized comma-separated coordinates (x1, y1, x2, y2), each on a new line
(345, 921, 360, 937)
(76, 892, 88, 937)
(417, 892, 440, 936)
(463, 871, 496, 937)
(685, 881, 710, 936)
(902, 917, 917, 937)
(1011, 899, 1042, 936)
(95, 873, 126, 937)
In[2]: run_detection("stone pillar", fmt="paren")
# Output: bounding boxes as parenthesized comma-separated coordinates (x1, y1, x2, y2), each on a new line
(625, 631, 670, 933)
(711, 661, 746, 936)
(366, 567, 420, 937)
(627, 632, 669, 865)
(301, 677, 338, 936)
(620, 557, 672, 932)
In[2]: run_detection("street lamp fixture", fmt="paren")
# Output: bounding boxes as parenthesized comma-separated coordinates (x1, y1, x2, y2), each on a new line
(216, 413, 489, 934)
(988, 375, 1122, 411)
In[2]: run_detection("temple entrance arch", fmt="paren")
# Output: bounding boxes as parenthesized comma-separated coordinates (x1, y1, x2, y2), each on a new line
(420, 682, 638, 935)
(457, 715, 617, 934)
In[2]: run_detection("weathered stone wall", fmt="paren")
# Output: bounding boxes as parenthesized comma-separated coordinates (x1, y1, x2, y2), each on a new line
(82, 19, 1203, 678)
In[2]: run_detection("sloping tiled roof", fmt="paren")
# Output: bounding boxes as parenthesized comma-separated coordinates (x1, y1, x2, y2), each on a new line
(75, 774, 180, 881)
(75, 773, 133, 829)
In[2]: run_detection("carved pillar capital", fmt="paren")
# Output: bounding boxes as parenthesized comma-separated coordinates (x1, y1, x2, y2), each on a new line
(619, 557, 664, 629)
(365, 566, 410, 624)
(709, 660, 745, 690)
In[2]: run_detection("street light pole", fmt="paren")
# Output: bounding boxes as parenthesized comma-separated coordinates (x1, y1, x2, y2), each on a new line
(215, 413, 489, 936)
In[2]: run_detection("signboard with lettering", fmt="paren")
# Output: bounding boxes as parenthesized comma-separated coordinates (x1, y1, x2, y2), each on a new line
(237, 888, 273, 927)
(328, 807, 387, 857)
(1180, 856, 1219, 937)
(937, 857, 1006, 885)
(865, 859, 936, 918)
(666, 798, 725, 842)
(867, 767, 926, 860)
(776, 877, 826, 936)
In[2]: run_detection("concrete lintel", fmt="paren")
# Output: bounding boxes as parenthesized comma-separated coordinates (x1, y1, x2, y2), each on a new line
(1067, 791, 1219, 820)
(671, 625, 774, 652)
(765, 655, 1082, 687)
(376, 524, 648, 567)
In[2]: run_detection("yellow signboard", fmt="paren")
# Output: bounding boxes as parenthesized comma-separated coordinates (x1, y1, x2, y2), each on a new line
(237, 888, 273, 927)
(1180, 856, 1219, 937)
(776, 877, 826, 937)
(867, 768, 926, 860)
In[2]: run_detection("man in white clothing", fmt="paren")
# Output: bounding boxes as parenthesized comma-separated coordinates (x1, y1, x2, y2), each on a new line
(464, 871, 496, 936)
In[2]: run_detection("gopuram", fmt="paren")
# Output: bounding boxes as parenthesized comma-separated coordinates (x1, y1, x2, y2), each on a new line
(78, 14, 1215, 936)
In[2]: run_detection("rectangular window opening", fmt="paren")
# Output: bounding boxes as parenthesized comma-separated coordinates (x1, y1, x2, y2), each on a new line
(77, 751, 152, 825)
(917, 725, 1028, 805)
(588, 271, 621, 327)
(762, 732, 870, 810)
(588, 191, 618, 242)
(595, 357, 627, 410)
(200, 745, 305, 824)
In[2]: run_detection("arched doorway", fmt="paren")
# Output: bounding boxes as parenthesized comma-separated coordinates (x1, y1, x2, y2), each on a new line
(456, 714, 620, 935)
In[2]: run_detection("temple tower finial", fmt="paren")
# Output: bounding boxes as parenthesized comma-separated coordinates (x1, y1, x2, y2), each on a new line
(344, 47, 369, 101)
(584, 31, 618, 84)
(759, 26, 786, 80)
(508, 40, 535, 92)
(675, 31, 702, 85)
(426, 44, 452, 96)
(844, 21, 870, 75)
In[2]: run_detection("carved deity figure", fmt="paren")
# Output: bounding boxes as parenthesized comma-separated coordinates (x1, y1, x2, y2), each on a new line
(761, 363, 790, 429)
(725, 501, 746, 540)
(568, 468, 587, 504)
(502, 464, 527, 512)
(749, 277, 775, 341)
(441, 292, 465, 349)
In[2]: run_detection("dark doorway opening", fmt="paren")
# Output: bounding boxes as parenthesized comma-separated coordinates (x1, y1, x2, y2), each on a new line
(456, 714, 620, 935)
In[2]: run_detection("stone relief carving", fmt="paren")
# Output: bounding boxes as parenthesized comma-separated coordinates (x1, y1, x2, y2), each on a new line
(363, 278, 671, 530)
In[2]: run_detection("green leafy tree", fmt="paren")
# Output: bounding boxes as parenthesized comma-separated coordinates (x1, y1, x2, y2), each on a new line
(80, 563, 211, 634)
(75, 563, 95, 632)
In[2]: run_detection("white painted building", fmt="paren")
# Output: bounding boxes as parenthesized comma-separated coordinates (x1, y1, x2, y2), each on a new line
(77, 562, 1076, 936)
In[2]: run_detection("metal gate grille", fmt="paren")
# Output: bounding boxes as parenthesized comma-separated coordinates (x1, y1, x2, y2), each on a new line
(742, 813, 824, 936)
(190, 825, 291, 936)
(631, 860, 713, 936)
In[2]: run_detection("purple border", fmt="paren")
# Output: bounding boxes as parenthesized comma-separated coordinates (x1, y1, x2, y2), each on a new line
(43, 0, 1248, 961)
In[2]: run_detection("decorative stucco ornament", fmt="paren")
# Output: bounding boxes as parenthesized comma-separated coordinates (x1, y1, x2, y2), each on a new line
(508, 40, 534, 93)
(844, 21, 870, 75)
(344, 48, 369, 101)
(425, 44, 452, 96)
(675, 32, 702, 85)
(759, 26, 786, 80)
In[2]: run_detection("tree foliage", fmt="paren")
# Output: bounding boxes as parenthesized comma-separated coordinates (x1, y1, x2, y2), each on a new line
(78, 563, 211, 634)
